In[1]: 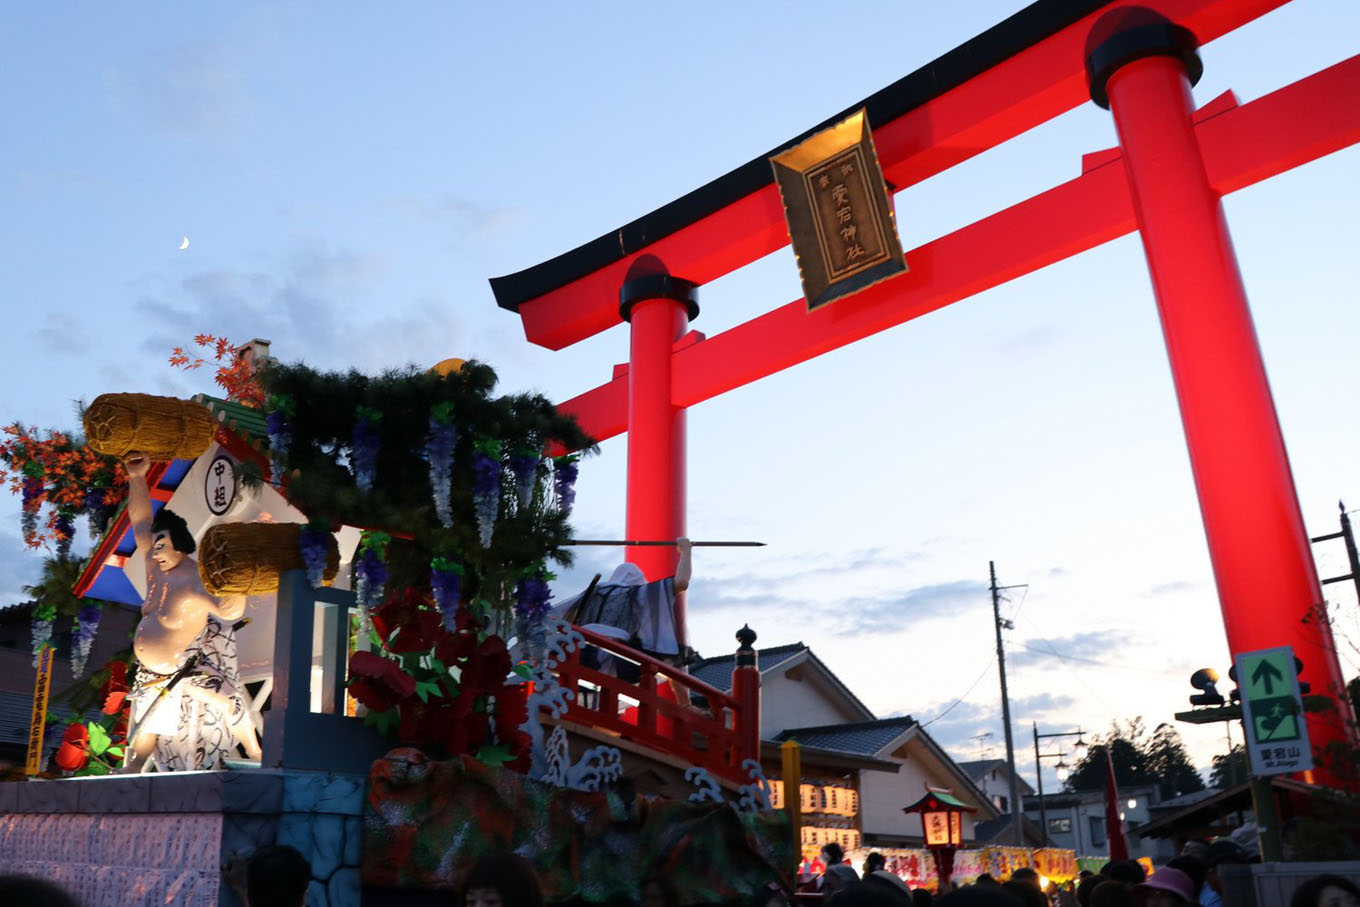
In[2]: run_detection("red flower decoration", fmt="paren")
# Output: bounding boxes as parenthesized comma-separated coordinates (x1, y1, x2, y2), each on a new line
(348, 651, 416, 712)
(54, 723, 90, 772)
(442, 708, 489, 757)
(459, 636, 511, 697)
(434, 627, 474, 666)
(397, 698, 451, 745)
(110, 713, 129, 747)
(100, 660, 129, 715)
(372, 588, 442, 654)
(493, 682, 529, 741)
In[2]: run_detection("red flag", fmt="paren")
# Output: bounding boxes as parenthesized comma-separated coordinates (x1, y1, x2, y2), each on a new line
(1104, 747, 1130, 860)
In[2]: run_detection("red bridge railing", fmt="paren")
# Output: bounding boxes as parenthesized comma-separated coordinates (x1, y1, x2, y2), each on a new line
(551, 625, 761, 787)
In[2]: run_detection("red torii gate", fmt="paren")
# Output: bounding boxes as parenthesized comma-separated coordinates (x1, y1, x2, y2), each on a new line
(492, 0, 1360, 781)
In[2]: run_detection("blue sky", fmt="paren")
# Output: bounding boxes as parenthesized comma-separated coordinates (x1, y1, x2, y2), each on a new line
(2, 1, 1358, 785)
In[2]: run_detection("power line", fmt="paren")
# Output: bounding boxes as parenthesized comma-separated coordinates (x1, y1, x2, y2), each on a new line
(1014, 641, 1171, 676)
(921, 655, 997, 728)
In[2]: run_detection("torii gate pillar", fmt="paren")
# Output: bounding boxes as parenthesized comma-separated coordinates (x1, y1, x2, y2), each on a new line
(1089, 15, 1351, 769)
(621, 273, 698, 646)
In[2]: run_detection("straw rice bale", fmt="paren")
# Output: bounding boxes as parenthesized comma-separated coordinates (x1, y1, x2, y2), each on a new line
(198, 522, 340, 596)
(84, 393, 216, 461)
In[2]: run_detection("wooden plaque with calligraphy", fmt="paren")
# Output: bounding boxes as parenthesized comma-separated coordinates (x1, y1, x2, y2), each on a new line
(770, 109, 908, 311)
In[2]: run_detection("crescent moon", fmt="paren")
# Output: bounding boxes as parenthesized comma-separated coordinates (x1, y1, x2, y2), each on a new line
(178, 236, 190, 250)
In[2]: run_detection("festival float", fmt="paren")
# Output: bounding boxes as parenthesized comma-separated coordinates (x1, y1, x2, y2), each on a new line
(0, 339, 789, 906)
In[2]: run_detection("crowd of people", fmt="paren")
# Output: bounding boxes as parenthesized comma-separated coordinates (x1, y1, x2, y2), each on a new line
(0, 839, 1358, 906)
(789, 839, 1360, 907)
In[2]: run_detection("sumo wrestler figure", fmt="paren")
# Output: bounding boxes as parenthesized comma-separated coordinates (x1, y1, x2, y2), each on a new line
(123, 452, 261, 772)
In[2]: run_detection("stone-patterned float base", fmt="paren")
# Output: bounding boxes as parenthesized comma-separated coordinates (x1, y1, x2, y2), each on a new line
(0, 770, 365, 907)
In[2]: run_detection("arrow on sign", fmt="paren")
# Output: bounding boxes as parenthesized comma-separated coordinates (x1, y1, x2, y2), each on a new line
(1252, 658, 1284, 695)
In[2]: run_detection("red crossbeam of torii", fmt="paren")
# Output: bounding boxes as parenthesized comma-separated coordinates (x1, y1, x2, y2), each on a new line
(492, 0, 1360, 783)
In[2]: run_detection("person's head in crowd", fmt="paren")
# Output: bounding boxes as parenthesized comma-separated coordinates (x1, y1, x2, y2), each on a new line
(748, 880, 791, 907)
(1290, 874, 1360, 907)
(935, 886, 1024, 906)
(1089, 880, 1135, 907)
(1132, 867, 1196, 907)
(976, 874, 999, 887)
(642, 875, 681, 907)
(1009, 868, 1040, 889)
(1077, 874, 1105, 907)
(862, 871, 913, 904)
(1177, 839, 1210, 863)
(823, 842, 846, 865)
(0, 875, 81, 907)
(864, 852, 887, 875)
(1100, 861, 1147, 886)
(912, 888, 934, 907)
(827, 881, 912, 907)
(1001, 880, 1047, 907)
(1164, 855, 1205, 894)
(247, 845, 311, 907)
(1205, 841, 1247, 895)
(461, 852, 545, 907)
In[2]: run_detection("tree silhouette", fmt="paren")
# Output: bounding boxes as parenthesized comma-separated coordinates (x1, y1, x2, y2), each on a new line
(1063, 719, 1206, 798)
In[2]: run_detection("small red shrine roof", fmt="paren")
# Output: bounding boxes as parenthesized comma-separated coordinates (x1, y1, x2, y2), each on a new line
(902, 790, 978, 815)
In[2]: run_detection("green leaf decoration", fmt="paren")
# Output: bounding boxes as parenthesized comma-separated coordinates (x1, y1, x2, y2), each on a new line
(473, 742, 514, 767)
(431, 556, 463, 575)
(362, 708, 399, 735)
(473, 438, 503, 459)
(414, 680, 444, 703)
(267, 394, 295, 417)
(512, 663, 534, 681)
(88, 722, 111, 756)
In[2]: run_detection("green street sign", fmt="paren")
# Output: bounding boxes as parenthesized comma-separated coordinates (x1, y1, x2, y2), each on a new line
(1234, 646, 1313, 776)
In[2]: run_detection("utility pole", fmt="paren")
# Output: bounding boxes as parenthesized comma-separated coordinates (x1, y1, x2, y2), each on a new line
(1311, 501, 1360, 604)
(991, 560, 1023, 845)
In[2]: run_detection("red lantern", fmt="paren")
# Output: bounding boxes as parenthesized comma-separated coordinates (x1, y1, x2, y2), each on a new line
(902, 790, 977, 892)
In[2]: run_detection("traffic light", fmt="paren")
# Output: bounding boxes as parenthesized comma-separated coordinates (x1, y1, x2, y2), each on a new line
(1189, 667, 1225, 706)
(1228, 657, 1309, 696)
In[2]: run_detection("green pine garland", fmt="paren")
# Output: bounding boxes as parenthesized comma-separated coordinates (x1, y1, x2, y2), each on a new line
(258, 359, 596, 613)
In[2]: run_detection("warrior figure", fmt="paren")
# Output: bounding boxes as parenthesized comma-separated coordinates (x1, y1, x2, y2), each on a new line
(122, 452, 260, 771)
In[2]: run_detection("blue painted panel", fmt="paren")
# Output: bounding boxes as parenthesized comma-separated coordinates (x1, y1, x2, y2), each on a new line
(113, 527, 137, 556)
(87, 568, 141, 606)
(160, 458, 193, 490)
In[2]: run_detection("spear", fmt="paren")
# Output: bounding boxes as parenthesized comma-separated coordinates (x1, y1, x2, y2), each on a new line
(563, 539, 765, 547)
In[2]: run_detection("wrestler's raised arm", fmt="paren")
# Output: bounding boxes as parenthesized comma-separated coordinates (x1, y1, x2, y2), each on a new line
(674, 537, 692, 593)
(204, 593, 247, 622)
(124, 453, 154, 555)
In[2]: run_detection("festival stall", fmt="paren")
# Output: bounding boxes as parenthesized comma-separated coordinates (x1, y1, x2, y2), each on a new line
(844, 845, 1079, 892)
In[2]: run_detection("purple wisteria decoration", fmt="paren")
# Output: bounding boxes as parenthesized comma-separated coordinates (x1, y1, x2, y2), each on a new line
(70, 603, 101, 676)
(509, 448, 539, 512)
(513, 565, 554, 663)
(85, 484, 110, 538)
(552, 454, 579, 516)
(353, 531, 390, 636)
(31, 602, 55, 667)
(351, 406, 382, 493)
(266, 395, 294, 484)
(471, 439, 502, 548)
(426, 402, 458, 528)
(20, 463, 43, 546)
(430, 557, 464, 631)
(54, 509, 75, 560)
(298, 525, 331, 588)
